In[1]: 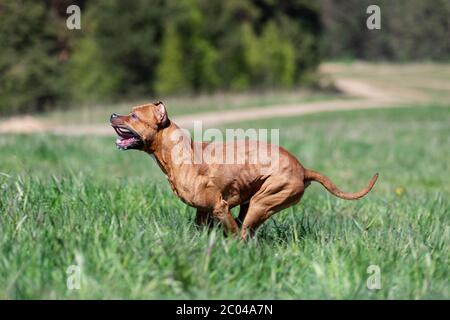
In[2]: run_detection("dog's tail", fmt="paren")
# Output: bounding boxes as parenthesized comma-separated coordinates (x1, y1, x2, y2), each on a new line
(304, 169, 378, 200)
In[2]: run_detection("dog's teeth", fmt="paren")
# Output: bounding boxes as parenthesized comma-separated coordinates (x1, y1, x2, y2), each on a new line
(119, 128, 131, 134)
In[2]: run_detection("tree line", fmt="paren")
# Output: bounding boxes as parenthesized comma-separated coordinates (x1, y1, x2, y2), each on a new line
(0, 0, 448, 115)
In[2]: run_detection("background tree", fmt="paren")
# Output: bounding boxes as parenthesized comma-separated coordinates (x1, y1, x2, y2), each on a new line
(1, 0, 448, 115)
(155, 24, 189, 95)
(321, 0, 450, 61)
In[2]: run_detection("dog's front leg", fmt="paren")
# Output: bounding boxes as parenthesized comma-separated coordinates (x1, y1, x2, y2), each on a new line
(213, 199, 238, 236)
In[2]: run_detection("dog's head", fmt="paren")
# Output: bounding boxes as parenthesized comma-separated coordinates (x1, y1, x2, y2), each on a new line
(110, 101, 169, 151)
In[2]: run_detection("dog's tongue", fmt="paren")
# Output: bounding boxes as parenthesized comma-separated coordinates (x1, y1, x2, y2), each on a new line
(116, 137, 137, 149)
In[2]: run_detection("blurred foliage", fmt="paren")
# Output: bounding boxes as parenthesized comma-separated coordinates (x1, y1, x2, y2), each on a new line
(0, 0, 321, 114)
(0, 0, 448, 115)
(87, 0, 321, 95)
(67, 37, 121, 101)
(155, 24, 189, 95)
(321, 0, 450, 61)
(243, 22, 296, 87)
(0, 1, 68, 114)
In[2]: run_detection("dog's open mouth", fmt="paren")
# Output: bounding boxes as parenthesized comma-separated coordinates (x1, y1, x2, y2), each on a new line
(113, 126, 143, 150)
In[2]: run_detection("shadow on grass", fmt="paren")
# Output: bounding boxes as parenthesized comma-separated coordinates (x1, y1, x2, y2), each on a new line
(256, 213, 322, 244)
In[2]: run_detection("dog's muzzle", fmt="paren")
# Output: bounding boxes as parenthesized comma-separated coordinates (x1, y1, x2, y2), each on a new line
(110, 113, 119, 122)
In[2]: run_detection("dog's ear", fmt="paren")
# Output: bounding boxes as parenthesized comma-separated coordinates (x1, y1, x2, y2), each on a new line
(154, 101, 169, 128)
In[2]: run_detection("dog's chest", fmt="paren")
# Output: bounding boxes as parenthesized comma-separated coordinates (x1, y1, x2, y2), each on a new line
(168, 173, 211, 208)
(166, 170, 193, 205)
(150, 155, 184, 200)
(167, 176, 181, 197)
(168, 177, 195, 206)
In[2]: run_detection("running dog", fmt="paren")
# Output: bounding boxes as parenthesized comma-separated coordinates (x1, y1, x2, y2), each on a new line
(110, 101, 378, 239)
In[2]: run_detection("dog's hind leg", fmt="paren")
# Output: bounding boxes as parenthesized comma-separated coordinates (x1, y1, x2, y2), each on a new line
(240, 177, 304, 240)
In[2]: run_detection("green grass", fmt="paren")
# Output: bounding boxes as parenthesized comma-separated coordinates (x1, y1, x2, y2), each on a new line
(322, 62, 450, 102)
(0, 105, 449, 299)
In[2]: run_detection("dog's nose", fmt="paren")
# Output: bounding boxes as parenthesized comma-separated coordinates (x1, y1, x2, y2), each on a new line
(110, 113, 118, 122)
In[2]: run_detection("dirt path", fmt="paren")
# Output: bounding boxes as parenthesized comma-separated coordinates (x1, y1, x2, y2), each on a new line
(0, 76, 421, 136)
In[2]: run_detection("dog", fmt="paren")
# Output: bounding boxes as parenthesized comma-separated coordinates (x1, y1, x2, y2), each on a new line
(110, 101, 378, 240)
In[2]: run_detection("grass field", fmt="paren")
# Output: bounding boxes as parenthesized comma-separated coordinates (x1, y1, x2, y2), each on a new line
(321, 62, 450, 102)
(0, 104, 449, 299)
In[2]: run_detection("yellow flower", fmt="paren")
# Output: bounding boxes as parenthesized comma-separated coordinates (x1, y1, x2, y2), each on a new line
(395, 186, 405, 196)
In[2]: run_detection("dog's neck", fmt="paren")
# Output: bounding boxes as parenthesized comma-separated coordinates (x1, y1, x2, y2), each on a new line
(146, 121, 195, 179)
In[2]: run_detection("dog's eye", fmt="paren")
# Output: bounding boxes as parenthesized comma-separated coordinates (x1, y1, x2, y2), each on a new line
(131, 113, 139, 120)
